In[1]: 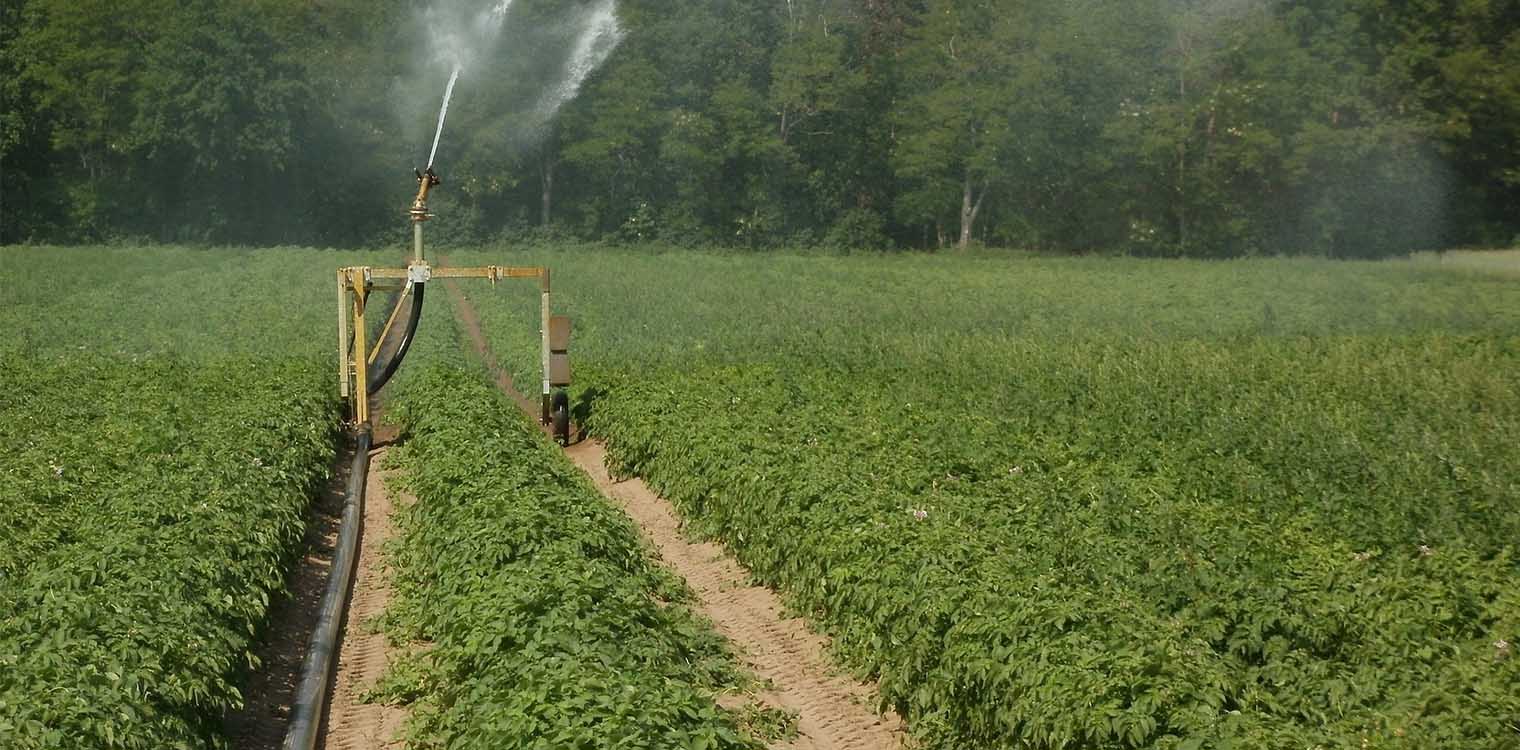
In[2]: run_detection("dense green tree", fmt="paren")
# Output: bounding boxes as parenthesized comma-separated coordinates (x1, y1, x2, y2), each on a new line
(2, 0, 407, 244)
(1, 0, 1515, 254)
(1354, 0, 1520, 245)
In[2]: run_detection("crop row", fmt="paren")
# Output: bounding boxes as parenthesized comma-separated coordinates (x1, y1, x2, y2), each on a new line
(0, 353, 336, 748)
(591, 338, 1520, 748)
(0, 245, 380, 747)
(372, 325, 768, 747)
(455, 247, 1520, 749)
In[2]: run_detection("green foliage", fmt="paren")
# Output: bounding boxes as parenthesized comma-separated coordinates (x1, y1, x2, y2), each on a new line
(456, 246, 1520, 749)
(0, 244, 387, 747)
(822, 207, 891, 251)
(734, 701, 799, 743)
(0, 355, 337, 749)
(6, 0, 1518, 253)
(2, 0, 408, 244)
(375, 328, 763, 748)
(592, 341, 1520, 749)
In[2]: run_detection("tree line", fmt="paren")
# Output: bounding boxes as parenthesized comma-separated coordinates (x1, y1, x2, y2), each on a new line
(3, 0, 1517, 256)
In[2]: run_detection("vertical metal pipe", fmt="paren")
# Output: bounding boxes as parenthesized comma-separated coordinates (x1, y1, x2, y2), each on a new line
(540, 268, 552, 424)
(352, 270, 370, 426)
(337, 270, 350, 400)
(413, 221, 424, 264)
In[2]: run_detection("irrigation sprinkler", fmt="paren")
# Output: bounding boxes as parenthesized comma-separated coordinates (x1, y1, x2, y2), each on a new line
(334, 167, 573, 444)
(291, 168, 574, 750)
(290, 25, 596, 750)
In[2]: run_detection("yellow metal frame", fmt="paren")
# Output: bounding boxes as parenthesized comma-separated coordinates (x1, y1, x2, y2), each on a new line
(337, 262, 553, 427)
(338, 168, 561, 428)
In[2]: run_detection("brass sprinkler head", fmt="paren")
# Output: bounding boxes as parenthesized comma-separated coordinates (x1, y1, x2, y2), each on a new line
(410, 166, 441, 222)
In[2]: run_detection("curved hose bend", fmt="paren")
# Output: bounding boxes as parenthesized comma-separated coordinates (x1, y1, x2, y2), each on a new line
(287, 278, 415, 745)
(368, 281, 424, 396)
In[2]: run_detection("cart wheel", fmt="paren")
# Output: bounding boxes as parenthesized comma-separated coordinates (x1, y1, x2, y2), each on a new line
(551, 391, 570, 446)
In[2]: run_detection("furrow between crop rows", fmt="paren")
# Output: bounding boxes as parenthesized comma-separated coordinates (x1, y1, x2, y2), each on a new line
(319, 448, 408, 750)
(448, 278, 904, 750)
(562, 439, 904, 750)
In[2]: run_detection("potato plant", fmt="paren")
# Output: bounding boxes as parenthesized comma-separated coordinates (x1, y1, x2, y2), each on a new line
(374, 328, 761, 748)
(459, 246, 1520, 749)
(0, 246, 368, 748)
(0, 354, 337, 748)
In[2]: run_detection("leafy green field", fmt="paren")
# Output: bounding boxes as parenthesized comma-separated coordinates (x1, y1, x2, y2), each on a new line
(373, 325, 767, 748)
(457, 246, 1520, 749)
(5, 244, 1518, 748)
(0, 246, 370, 748)
(0, 245, 777, 748)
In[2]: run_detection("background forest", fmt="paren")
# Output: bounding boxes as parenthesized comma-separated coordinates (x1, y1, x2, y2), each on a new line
(2, 0, 1517, 256)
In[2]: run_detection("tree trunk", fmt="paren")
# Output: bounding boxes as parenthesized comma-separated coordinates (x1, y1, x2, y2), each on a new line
(958, 169, 987, 251)
(540, 153, 554, 226)
(1176, 141, 1187, 252)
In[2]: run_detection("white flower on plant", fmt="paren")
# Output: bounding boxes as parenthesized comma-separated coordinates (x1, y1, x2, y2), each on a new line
(911, 508, 928, 521)
(251, 457, 264, 467)
(1495, 639, 1512, 660)
(1010, 465, 1024, 475)
(1418, 545, 1435, 557)
(1353, 551, 1373, 562)
(50, 463, 63, 478)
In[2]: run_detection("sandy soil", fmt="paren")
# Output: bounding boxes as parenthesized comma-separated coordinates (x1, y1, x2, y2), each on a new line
(228, 424, 408, 750)
(319, 447, 409, 750)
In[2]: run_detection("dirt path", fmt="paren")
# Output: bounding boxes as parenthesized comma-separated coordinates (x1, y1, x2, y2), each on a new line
(447, 285, 541, 417)
(443, 280, 904, 750)
(566, 440, 904, 750)
(319, 445, 409, 750)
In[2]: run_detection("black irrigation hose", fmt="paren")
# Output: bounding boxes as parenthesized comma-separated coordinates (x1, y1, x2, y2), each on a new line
(367, 281, 425, 396)
(284, 276, 416, 746)
(282, 426, 371, 750)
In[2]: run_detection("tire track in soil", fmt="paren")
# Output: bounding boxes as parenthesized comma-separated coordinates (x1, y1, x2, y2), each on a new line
(444, 280, 905, 750)
(319, 445, 409, 750)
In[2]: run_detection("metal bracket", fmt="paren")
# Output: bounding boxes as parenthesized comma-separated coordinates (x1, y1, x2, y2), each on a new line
(337, 261, 554, 428)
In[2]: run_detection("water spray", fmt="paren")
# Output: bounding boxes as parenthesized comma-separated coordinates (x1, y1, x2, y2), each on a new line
(334, 0, 624, 433)
(308, 117, 572, 750)
(426, 66, 461, 170)
(291, 5, 613, 747)
(536, 0, 623, 121)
